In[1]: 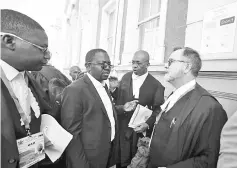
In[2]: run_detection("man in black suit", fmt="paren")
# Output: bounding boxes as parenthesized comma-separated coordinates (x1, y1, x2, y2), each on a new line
(148, 47, 227, 167)
(31, 64, 71, 103)
(31, 64, 71, 121)
(61, 49, 118, 167)
(110, 50, 165, 167)
(1, 9, 51, 167)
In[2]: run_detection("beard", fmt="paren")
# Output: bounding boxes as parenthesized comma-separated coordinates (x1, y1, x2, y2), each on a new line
(164, 69, 183, 83)
(164, 73, 174, 82)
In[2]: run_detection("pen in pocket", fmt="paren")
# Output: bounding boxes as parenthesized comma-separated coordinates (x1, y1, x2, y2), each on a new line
(170, 117, 177, 128)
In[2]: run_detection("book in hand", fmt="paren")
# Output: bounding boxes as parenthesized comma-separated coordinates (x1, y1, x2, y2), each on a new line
(128, 104, 152, 128)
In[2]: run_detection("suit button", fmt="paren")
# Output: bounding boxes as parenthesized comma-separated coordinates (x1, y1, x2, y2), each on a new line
(8, 159, 16, 164)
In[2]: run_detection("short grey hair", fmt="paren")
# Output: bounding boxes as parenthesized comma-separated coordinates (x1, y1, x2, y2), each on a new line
(182, 47, 202, 77)
(173, 47, 202, 77)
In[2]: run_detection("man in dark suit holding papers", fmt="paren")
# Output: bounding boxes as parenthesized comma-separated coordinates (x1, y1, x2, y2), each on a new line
(110, 50, 164, 167)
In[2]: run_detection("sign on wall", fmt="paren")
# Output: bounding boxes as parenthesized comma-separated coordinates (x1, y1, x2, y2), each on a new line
(201, 1, 237, 54)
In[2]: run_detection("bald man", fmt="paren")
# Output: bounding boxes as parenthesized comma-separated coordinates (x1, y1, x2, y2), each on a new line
(69, 65, 84, 81)
(111, 50, 165, 167)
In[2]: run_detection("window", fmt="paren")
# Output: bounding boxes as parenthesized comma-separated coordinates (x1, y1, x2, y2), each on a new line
(138, 0, 161, 62)
(107, 11, 116, 57)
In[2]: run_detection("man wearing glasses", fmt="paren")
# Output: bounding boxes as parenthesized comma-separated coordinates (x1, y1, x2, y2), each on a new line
(1, 9, 51, 167)
(61, 49, 118, 167)
(110, 50, 165, 167)
(148, 47, 227, 167)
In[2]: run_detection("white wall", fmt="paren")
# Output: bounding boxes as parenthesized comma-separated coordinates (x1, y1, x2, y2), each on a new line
(185, 0, 237, 71)
(185, 0, 237, 117)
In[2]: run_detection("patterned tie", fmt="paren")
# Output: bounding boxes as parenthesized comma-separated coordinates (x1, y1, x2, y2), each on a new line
(104, 84, 113, 102)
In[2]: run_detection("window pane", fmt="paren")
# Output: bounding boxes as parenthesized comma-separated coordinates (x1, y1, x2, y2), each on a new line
(108, 11, 115, 37)
(139, 0, 161, 21)
(139, 0, 150, 21)
(107, 11, 115, 58)
(151, 0, 161, 15)
(140, 17, 160, 60)
(107, 37, 113, 57)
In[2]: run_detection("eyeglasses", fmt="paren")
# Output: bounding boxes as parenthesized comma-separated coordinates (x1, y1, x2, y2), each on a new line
(131, 60, 149, 66)
(0, 32, 51, 57)
(87, 62, 114, 69)
(167, 58, 189, 67)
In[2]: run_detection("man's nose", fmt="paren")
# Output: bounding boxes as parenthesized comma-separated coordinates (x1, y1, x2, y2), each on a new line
(164, 63, 168, 69)
(132, 64, 138, 69)
(44, 51, 51, 60)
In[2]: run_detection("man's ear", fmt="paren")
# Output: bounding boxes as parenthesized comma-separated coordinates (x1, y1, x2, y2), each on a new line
(85, 63, 91, 72)
(184, 63, 192, 74)
(1, 35, 16, 51)
(145, 62, 150, 68)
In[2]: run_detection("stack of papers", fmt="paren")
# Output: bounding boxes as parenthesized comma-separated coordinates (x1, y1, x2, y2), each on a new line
(40, 114, 73, 163)
(128, 104, 152, 128)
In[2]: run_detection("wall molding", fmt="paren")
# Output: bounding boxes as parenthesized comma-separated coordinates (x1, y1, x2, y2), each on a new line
(198, 71, 237, 80)
(116, 69, 237, 79)
(208, 90, 237, 101)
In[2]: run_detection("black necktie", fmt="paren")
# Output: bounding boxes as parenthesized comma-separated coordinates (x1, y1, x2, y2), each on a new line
(104, 84, 113, 101)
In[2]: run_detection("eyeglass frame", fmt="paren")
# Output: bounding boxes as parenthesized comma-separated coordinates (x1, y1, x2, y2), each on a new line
(86, 61, 114, 69)
(167, 58, 190, 67)
(0, 32, 51, 56)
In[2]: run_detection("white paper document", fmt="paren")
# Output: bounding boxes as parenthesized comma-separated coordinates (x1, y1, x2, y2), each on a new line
(40, 114, 73, 163)
(128, 104, 152, 128)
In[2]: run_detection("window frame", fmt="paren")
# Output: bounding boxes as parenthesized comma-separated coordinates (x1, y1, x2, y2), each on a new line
(137, 0, 162, 64)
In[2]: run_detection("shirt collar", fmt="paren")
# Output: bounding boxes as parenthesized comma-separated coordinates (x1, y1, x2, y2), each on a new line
(132, 71, 148, 80)
(87, 73, 106, 88)
(172, 79, 196, 98)
(0, 59, 25, 81)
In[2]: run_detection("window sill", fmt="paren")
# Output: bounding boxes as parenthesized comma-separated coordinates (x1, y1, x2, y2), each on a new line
(114, 64, 166, 72)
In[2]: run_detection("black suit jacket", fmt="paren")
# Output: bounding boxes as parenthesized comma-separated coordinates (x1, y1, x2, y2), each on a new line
(60, 74, 118, 168)
(1, 72, 51, 168)
(112, 71, 165, 166)
(31, 65, 71, 120)
(149, 83, 228, 167)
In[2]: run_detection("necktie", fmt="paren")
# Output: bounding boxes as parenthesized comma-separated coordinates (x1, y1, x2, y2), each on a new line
(104, 84, 113, 101)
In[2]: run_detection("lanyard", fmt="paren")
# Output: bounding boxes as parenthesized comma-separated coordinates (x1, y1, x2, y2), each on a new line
(1, 68, 31, 136)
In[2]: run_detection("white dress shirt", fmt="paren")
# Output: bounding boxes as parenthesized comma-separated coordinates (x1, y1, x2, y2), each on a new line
(132, 72, 148, 99)
(161, 79, 196, 113)
(0, 60, 40, 125)
(87, 73, 115, 141)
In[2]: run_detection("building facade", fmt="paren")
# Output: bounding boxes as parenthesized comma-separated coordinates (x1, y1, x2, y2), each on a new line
(64, 0, 237, 117)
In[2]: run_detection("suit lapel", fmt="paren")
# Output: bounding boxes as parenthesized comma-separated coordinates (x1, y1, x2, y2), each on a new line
(139, 73, 150, 101)
(1, 80, 25, 145)
(83, 75, 110, 121)
(104, 84, 118, 124)
(127, 73, 133, 100)
(173, 84, 202, 132)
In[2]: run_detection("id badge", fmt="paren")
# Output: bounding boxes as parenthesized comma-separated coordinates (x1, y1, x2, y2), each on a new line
(16, 132, 45, 168)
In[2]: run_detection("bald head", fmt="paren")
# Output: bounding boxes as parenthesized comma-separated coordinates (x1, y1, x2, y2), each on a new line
(69, 66, 82, 81)
(70, 66, 81, 73)
(134, 50, 150, 63)
(132, 50, 150, 76)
